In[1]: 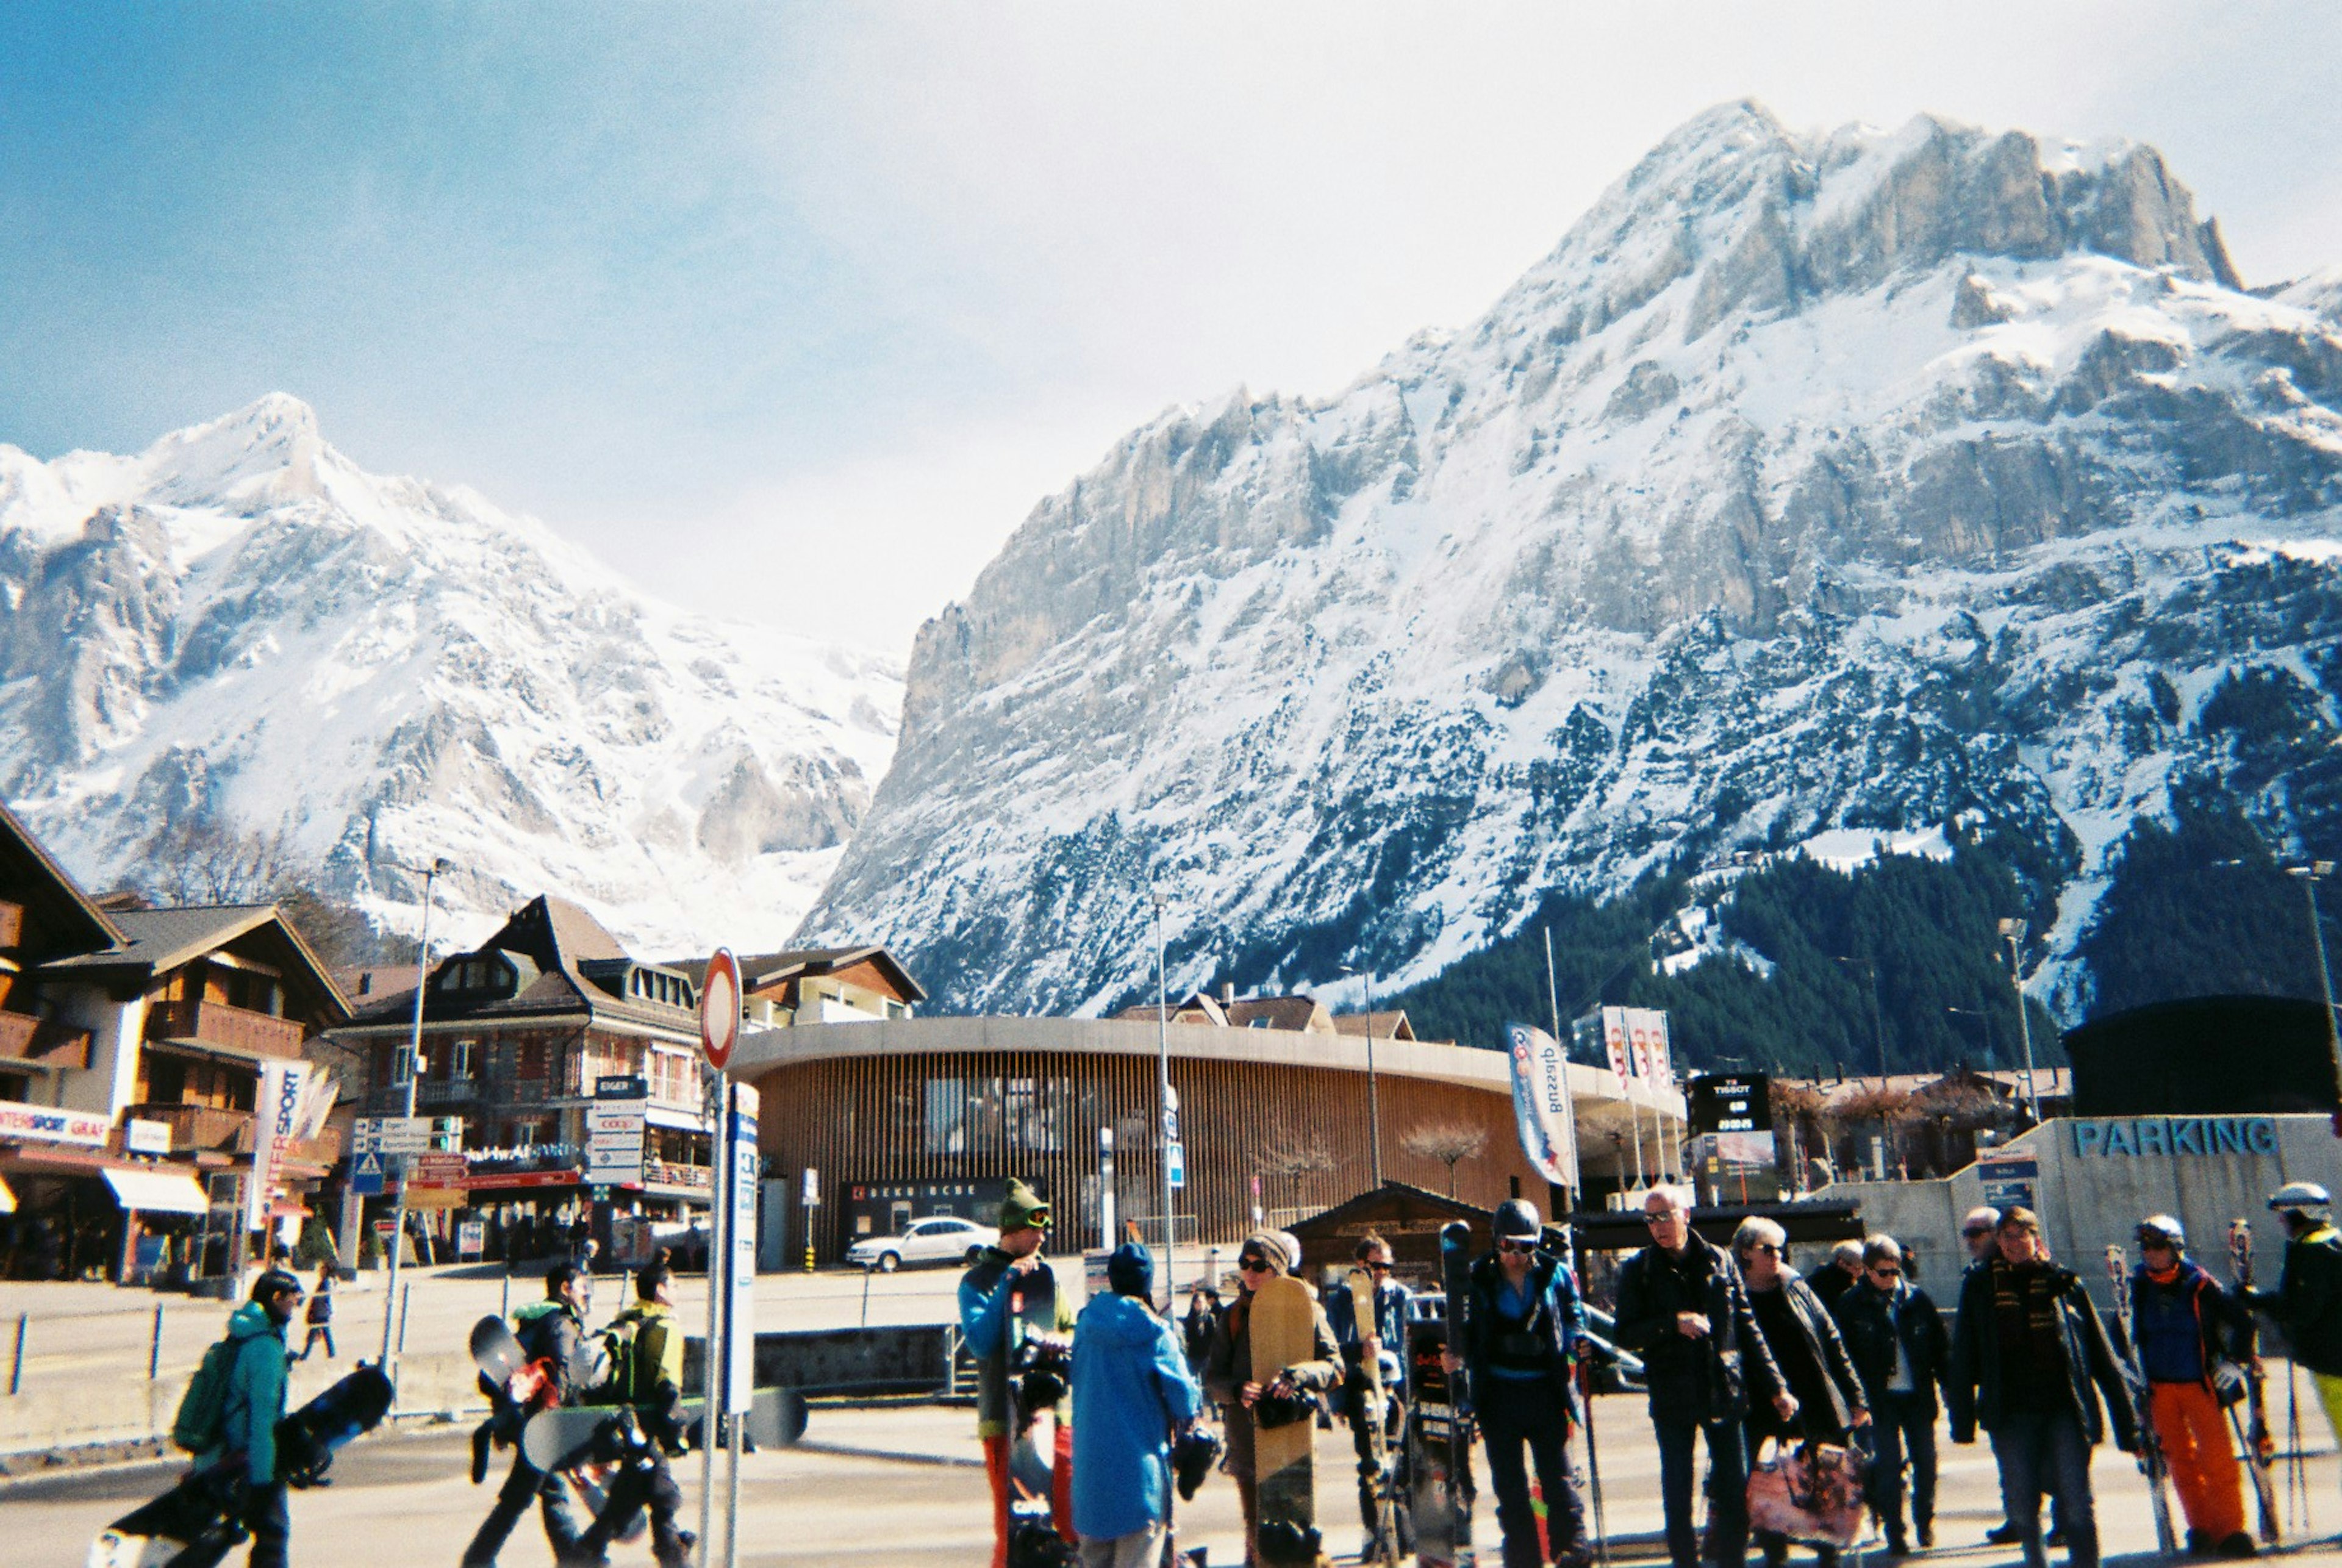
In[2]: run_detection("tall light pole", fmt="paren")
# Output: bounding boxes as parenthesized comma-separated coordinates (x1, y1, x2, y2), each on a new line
(1339, 964, 1384, 1189)
(1151, 889, 1174, 1309)
(1997, 918, 2041, 1126)
(1833, 954, 1892, 1176)
(2286, 861, 2342, 1133)
(382, 857, 450, 1365)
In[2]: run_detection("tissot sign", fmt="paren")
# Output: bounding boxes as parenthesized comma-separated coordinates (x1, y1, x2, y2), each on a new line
(2073, 1117, 2281, 1158)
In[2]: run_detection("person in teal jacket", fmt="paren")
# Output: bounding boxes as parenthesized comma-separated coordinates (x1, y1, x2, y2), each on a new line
(209, 1267, 304, 1568)
(1071, 1244, 1201, 1567)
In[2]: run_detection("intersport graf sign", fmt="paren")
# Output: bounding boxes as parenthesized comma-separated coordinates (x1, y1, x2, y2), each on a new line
(2072, 1117, 2281, 1158)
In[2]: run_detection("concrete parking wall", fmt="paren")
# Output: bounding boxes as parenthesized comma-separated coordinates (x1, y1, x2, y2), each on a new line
(1819, 1113, 2341, 1310)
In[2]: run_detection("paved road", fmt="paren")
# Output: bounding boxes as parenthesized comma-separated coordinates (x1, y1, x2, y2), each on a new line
(16, 1392, 2341, 1567)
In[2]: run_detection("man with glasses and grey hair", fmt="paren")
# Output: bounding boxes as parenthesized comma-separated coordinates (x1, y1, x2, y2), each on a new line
(1832, 1236, 1950, 1555)
(1614, 1186, 1792, 1568)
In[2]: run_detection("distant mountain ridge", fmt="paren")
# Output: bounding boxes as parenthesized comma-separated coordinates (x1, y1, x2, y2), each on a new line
(0, 395, 902, 953)
(799, 101, 2342, 1022)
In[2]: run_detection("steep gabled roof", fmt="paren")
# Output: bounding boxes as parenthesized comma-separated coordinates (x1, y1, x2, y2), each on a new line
(0, 799, 124, 962)
(670, 945, 928, 1006)
(1332, 1009, 1416, 1042)
(43, 902, 351, 1023)
(341, 893, 694, 1034)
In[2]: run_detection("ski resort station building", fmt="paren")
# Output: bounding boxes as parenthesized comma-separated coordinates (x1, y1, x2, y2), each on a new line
(730, 990, 1688, 1266)
(0, 803, 351, 1284)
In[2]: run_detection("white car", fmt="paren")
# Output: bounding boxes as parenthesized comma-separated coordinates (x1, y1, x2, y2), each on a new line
(846, 1215, 1000, 1272)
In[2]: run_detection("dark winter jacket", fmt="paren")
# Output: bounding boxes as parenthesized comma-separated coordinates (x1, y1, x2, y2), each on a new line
(1745, 1272, 1868, 1441)
(1808, 1264, 1860, 1316)
(209, 1300, 291, 1488)
(1459, 1251, 1587, 1410)
(2127, 1259, 2248, 1389)
(514, 1297, 590, 1405)
(1613, 1231, 1785, 1425)
(1946, 1256, 2136, 1450)
(2251, 1223, 2342, 1377)
(1832, 1276, 1951, 1417)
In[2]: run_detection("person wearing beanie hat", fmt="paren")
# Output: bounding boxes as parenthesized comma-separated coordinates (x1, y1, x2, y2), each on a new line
(197, 1267, 304, 1567)
(2244, 1181, 2342, 1506)
(1203, 1231, 1343, 1565)
(1444, 1200, 1593, 1568)
(2125, 1215, 2256, 1555)
(1072, 1242, 1201, 1567)
(961, 1180, 1077, 1568)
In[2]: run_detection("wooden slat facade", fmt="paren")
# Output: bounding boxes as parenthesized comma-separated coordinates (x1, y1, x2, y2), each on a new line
(751, 1047, 1541, 1262)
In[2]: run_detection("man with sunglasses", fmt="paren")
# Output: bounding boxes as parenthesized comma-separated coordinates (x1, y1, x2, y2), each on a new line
(1327, 1233, 1414, 1561)
(1832, 1236, 1950, 1555)
(1614, 1186, 1791, 1568)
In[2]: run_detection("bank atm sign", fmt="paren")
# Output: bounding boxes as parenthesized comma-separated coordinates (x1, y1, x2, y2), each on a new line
(2074, 1116, 2280, 1157)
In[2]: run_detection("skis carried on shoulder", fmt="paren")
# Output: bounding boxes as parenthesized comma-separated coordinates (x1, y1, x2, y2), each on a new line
(1439, 1222, 1476, 1568)
(2227, 1220, 2283, 1545)
(2105, 1246, 2179, 1556)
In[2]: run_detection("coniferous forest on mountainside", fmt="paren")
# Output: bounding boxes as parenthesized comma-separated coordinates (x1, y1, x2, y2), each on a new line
(1388, 803, 2340, 1078)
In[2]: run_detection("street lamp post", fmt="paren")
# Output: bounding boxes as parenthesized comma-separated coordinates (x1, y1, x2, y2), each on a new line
(2286, 862, 2342, 1131)
(1833, 954, 1892, 1178)
(1151, 890, 1174, 1309)
(1339, 964, 1384, 1189)
(382, 857, 450, 1366)
(1997, 918, 2041, 1125)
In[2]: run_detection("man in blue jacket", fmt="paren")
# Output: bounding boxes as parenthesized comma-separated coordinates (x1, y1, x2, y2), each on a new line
(1071, 1242, 1201, 1568)
(210, 1267, 304, 1568)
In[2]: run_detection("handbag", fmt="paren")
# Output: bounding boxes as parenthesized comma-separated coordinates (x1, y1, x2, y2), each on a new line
(1746, 1435, 1868, 1548)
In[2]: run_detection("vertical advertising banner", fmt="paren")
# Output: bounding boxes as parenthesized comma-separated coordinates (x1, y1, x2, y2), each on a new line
(1625, 1008, 1674, 1094)
(1600, 1007, 1634, 1079)
(247, 1060, 309, 1233)
(1503, 1022, 1580, 1190)
(725, 1082, 760, 1414)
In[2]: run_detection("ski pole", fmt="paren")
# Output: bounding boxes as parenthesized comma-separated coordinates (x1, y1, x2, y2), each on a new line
(1580, 1356, 1608, 1567)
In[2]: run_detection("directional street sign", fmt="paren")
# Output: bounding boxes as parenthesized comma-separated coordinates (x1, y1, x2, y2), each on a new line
(1166, 1140, 1186, 1189)
(374, 1117, 432, 1155)
(585, 1083, 647, 1187)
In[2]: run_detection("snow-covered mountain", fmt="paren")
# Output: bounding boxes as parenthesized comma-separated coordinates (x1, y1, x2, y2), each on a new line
(0, 395, 900, 953)
(800, 101, 2342, 1019)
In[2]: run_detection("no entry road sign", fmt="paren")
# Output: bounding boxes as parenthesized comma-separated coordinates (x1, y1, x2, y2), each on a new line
(701, 948, 742, 1071)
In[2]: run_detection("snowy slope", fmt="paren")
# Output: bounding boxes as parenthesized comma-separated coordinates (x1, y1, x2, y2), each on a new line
(800, 102, 2342, 1019)
(0, 395, 901, 953)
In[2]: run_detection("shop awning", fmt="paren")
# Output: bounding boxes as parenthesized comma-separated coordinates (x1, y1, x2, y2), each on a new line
(102, 1166, 210, 1215)
(0, 1175, 14, 1213)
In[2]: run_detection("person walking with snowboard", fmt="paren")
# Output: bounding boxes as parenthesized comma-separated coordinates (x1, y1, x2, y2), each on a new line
(1328, 1232, 1413, 1561)
(1071, 1242, 1202, 1568)
(1945, 1207, 2135, 1568)
(1202, 1231, 1343, 1567)
(961, 1179, 1078, 1568)
(1830, 1236, 1949, 1554)
(1613, 1186, 1791, 1568)
(1444, 1200, 1592, 1568)
(198, 1267, 305, 1568)
(1735, 1219, 1869, 1567)
(2241, 1182, 2342, 1497)
(465, 1262, 593, 1568)
(2122, 1215, 2256, 1556)
(561, 1263, 691, 1568)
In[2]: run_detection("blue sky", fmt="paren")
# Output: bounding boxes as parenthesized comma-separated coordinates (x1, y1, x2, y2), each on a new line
(4, 4, 2339, 656)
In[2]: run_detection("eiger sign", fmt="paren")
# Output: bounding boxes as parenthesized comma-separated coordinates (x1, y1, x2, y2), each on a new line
(2073, 1117, 2281, 1158)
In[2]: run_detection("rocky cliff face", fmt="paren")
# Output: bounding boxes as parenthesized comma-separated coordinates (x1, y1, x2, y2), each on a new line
(0, 396, 901, 952)
(800, 102, 2342, 1018)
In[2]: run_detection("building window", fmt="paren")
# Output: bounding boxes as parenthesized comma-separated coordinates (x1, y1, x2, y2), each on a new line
(450, 1039, 474, 1079)
(393, 1045, 417, 1084)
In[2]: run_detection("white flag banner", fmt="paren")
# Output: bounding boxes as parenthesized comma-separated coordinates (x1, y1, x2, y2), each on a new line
(247, 1059, 309, 1232)
(1627, 1008, 1675, 1094)
(1600, 1007, 1634, 1079)
(1504, 1021, 1580, 1190)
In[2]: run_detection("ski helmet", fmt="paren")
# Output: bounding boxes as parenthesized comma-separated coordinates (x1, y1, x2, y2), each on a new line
(2136, 1215, 2185, 1250)
(2269, 1181, 2332, 1220)
(1494, 1198, 1542, 1243)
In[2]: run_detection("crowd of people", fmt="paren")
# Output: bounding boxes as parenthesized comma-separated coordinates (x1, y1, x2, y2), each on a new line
(157, 1171, 2342, 1568)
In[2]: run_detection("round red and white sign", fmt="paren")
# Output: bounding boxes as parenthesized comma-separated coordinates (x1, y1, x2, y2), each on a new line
(700, 947, 742, 1071)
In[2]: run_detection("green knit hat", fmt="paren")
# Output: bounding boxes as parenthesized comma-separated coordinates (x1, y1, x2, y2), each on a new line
(999, 1179, 1051, 1233)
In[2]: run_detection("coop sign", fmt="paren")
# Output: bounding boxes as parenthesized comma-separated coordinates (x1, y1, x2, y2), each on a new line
(2072, 1117, 2280, 1158)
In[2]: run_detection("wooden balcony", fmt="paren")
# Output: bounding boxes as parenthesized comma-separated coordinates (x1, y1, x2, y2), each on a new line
(145, 999, 306, 1059)
(123, 1101, 254, 1154)
(0, 1009, 92, 1070)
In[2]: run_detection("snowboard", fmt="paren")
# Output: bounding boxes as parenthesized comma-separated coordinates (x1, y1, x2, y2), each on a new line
(1251, 1273, 1322, 1567)
(523, 1387, 809, 1472)
(88, 1363, 396, 1568)
(1406, 1306, 1469, 1568)
(1347, 1265, 1400, 1566)
(1003, 1264, 1072, 1566)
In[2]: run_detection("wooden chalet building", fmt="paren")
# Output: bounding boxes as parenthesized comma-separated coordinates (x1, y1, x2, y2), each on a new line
(333, 895, 725, 1234)
(0, 802, 349, 1283)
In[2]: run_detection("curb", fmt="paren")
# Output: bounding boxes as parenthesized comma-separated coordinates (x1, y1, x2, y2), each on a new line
(793, 1439, 984, 1470)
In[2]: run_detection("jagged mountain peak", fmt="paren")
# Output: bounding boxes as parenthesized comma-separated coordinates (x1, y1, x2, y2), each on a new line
(805, 107, 2342, 1023)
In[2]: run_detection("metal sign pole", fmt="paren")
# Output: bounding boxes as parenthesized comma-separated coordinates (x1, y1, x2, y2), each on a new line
(698, 1065, 723, 1568)
(382, 861, 442, 1366)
